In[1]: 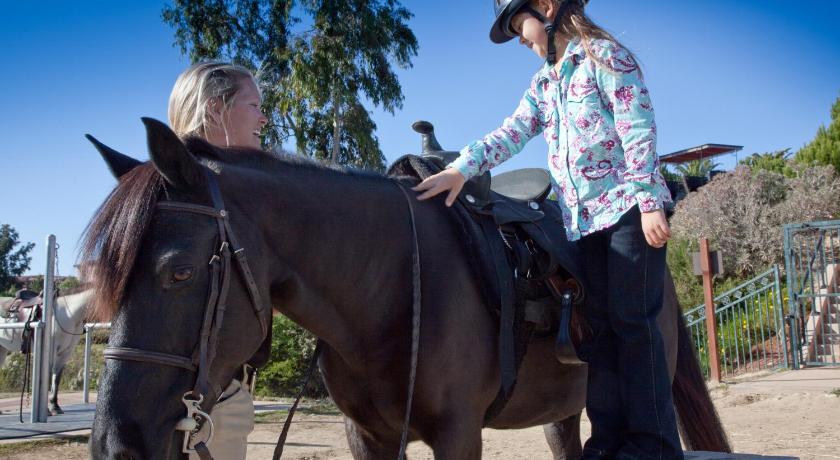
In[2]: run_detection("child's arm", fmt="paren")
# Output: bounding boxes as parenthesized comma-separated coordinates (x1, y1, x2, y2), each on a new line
(447, 79, 547, 180)
(594, 42, 671, 214)
(415, 77, 546, 205)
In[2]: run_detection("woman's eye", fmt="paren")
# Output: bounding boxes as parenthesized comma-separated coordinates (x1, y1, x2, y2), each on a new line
(172, 267, 194, 283)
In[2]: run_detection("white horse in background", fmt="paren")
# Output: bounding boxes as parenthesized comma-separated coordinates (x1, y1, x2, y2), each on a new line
(0, 289, 92, 415)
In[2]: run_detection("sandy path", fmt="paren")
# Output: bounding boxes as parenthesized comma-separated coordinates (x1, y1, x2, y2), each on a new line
(3, 368, 838, 459)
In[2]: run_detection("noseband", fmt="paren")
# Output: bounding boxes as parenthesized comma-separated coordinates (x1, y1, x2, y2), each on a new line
(103, 167, 269, 459)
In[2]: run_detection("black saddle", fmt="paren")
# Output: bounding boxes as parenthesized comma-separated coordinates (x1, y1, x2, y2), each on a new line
(388, 121, 589, 422)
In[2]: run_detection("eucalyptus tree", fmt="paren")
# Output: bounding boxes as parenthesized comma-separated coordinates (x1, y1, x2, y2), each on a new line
(163, 0, 418, 171)
(0, 224, 34, 293)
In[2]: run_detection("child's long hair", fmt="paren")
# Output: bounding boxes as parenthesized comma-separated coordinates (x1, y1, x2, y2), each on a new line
(550, 0, 642, 75)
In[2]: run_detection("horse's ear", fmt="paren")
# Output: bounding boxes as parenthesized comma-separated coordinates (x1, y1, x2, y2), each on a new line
(85, 134, 142, 179)
(141, 117, 203, 190)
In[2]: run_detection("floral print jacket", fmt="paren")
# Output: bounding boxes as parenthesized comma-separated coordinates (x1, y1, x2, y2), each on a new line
(449, 38, 672, 241)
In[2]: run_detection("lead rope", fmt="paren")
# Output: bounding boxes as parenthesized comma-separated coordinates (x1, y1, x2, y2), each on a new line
(272, 340, 324, 460)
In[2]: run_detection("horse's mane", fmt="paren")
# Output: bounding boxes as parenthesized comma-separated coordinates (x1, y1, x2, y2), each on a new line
(81, 163, 163, 321)
(81, 138, 390, 321)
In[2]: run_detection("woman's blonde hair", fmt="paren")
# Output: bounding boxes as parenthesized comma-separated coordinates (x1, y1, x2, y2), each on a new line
(546, 0, 642, 75)
(167, 61, 258, 139)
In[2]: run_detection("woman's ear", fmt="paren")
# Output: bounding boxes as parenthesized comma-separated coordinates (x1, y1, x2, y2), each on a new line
(205, 97, 222, 127)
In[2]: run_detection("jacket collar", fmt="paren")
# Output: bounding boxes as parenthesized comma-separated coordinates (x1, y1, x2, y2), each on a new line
(541, 38, 584, 82)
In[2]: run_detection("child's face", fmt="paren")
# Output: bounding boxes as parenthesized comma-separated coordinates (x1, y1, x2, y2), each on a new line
(510, 10, 550, 60)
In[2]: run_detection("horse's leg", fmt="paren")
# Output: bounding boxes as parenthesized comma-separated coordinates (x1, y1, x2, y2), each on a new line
(543, 412, 583, 460)
(428, 415, 483, 460)
(49, 367, 64, 415)
(344, 417, 404, 460)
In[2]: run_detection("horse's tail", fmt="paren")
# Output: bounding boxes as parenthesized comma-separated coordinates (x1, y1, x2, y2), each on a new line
(671, 305, 732, 452)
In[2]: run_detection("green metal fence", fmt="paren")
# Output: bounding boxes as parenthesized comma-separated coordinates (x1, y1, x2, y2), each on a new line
(784, 220, 840, 368)
(683, 266, 788, 379)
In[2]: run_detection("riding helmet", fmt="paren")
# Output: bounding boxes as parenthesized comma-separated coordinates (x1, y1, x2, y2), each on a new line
(489, 0, 589, 43)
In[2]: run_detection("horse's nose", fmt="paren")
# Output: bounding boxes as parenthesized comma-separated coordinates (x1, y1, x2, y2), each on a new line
(90, 419, 153, 460)
(90, 435, 157, 460)
(108, 448, 146, 460)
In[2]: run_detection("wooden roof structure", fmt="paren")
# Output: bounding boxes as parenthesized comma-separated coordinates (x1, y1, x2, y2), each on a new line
(659, 144, 743, 164)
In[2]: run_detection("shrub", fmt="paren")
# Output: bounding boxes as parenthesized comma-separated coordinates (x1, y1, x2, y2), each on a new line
(254, 315, 327, 398)
(739, 149, 796, 177)
(667, 237, 704, 309)
(670, 164, 840, 277)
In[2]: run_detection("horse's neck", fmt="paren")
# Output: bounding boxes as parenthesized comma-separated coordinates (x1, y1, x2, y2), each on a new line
(57, 289, 92, 322)
(248, 166, 412, 358)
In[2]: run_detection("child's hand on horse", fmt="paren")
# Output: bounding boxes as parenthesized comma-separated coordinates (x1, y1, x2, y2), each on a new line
(412, 168, 467, 207)
(641, 208, 671, 248)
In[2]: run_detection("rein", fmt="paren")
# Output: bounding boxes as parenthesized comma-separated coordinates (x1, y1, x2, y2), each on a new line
(270, 180, 423, 460)
(102, 168, 269, 459)
(393, 181, 422, 460)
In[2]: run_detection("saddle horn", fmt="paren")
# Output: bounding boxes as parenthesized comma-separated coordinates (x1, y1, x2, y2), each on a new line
(412, 120, 444, 154)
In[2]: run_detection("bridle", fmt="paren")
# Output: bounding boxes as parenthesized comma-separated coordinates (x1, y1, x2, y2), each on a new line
(103, 167, 269, 459)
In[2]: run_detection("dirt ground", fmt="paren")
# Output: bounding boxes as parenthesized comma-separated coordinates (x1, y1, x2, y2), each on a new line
(2, 368, 838, 459)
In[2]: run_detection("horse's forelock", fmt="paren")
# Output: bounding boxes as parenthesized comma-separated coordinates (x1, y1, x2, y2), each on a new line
(81, 163, 163, 321)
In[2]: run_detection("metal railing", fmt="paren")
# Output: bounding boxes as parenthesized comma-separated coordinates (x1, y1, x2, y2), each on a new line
(784, 220, 840, 368)
(684, 266, 787, 380)
(0, 236, 57, 422)
(0, 321, 44, 423)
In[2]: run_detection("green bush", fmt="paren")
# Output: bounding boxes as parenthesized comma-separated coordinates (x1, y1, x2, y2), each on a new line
(796, 95, 840, 174)
(254, 315, 327, 398)
(0, 337, 106, 393)
(0, 316, 326, 398)
(0, 353, 29, 392)
(667, 237, 704, 310)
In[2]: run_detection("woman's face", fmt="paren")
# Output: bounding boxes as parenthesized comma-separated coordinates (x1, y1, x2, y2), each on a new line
(207, 77, 268, 149)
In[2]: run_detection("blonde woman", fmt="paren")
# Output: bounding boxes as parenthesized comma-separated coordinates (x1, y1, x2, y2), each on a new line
(169, 61, 268, 150)
(168, 61, 267, 459)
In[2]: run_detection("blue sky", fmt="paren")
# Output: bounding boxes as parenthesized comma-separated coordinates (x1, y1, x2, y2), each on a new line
(2, 0, 839, 276)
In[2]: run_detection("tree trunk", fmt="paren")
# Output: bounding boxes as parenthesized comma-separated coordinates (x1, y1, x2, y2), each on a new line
(284, 114, 307, 156)
(331, 89, 342, 164)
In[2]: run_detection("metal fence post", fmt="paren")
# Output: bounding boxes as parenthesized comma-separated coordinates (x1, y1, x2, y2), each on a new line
(35, 235, 57, 422)
(29, 322, 43, 424)
(783, 224, 801, 369)
(700, 238, 722, 382)
(83, 325, 92, 404)
(772, 265, 789, 369)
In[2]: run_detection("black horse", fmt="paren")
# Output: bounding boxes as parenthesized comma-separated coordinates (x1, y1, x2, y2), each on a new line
(84, 118, 729, 459)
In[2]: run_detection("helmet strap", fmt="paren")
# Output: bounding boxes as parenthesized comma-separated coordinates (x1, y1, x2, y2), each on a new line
(521, 2, 573, 66)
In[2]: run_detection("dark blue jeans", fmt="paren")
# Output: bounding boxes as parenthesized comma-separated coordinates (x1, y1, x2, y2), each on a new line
(577, 206, 682, 460)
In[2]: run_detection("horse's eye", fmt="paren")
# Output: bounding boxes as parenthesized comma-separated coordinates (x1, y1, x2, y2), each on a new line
(172, 267, 194, 283)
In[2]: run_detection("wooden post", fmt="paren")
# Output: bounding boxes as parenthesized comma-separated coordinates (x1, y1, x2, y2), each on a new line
(700, 237, 722, 382)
